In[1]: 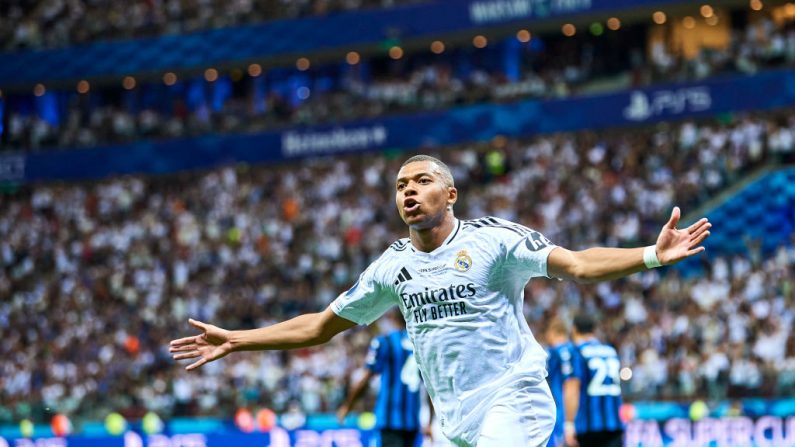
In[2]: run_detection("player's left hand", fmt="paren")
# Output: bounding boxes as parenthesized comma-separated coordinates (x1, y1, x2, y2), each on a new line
(655, 206, 711, 265)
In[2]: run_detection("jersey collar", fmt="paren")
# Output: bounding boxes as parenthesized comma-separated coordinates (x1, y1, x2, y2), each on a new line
(409, 218, 461, 253)
(442, 218, 462, 246)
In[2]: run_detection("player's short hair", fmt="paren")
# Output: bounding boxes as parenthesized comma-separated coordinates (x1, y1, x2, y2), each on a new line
(547, 318, 568, 336)
(400, 155, 455, 188)
(573, 313, 596, 335)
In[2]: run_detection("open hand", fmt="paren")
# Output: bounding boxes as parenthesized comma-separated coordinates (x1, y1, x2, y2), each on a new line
(655, 207, 711, 265)
(169, 319, 234, 370)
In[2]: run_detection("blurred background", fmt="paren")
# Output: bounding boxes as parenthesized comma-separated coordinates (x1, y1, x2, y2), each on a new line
(1, 0, 795, 446)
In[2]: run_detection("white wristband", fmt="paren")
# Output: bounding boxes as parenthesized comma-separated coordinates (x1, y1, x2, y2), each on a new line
(643, 245, 662, 269)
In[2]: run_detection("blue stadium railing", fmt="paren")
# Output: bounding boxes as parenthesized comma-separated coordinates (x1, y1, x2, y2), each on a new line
(0, 0, 689, 86)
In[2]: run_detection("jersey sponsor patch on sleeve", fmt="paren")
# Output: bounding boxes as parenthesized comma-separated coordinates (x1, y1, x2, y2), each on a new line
(525, 230, 552, 251)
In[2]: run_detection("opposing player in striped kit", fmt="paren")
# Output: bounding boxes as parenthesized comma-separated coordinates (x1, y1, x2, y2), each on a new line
(545, 319, 576, 447)
(337, 311, 425, 447)
(565, 314, 625, 447)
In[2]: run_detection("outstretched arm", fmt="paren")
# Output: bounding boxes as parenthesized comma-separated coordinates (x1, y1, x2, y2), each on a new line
(336, 369, 376, 424)
(169, 307, 357, 370)
(548, 207, 711, 283)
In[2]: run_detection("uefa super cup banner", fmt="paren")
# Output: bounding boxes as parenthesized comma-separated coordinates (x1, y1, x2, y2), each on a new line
(9, 69, 795, 184)
(625, 416, 795, 447)
(3, 417, 795, 447)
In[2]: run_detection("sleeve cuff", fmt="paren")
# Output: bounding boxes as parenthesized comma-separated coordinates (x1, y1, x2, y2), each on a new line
(329, 301, 367, 326)
(542, 245, 559, 279)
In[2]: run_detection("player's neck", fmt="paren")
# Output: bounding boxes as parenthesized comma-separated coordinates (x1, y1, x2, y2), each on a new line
(408, 213, 456, 253)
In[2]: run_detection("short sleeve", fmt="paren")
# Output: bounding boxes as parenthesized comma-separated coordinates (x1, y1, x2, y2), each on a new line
(364, 337, 387, 373)
(330, 259, 395, 326)
(490, 217, 556, 279)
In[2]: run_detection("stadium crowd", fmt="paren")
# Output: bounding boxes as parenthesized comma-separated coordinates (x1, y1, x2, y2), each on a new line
(4, 10, 795, 152)
(1, 110, 793, 424)
(0, 0, 426, 50)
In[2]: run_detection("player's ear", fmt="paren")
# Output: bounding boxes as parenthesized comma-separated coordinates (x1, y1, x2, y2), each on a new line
(447, 186, 458, 207)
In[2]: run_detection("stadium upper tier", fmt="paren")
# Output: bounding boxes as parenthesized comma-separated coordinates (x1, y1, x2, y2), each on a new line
(1, 110, 793, 424)
(0, 0, 755, 86)
(3, 5, 795, 157)
(0, 0, 431, 51)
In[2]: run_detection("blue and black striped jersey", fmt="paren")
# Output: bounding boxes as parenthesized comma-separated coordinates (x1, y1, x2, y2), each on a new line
(366, 330, 421, 431)
(572, 339, 624, 434)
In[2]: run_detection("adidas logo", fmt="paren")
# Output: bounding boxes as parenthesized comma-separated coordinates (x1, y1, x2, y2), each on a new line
(394, 267, 413, 285)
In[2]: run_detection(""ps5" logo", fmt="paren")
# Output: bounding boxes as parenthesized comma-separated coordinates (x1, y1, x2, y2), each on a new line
(623, 87, 712, 122)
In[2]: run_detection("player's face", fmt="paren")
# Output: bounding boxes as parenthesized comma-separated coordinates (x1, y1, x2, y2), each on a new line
(395, 161, 456, 228)
(545, 328, 562, 345)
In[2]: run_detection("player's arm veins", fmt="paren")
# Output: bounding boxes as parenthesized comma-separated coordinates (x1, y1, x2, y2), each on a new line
(547, 246, 646, 283)
(228, 307, 357, 351)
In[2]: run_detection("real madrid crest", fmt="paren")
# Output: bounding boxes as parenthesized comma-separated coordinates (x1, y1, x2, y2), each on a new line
(454, 250, 473, 272)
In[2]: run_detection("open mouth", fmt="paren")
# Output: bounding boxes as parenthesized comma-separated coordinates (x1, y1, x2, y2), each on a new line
(403, 198, 420, 213)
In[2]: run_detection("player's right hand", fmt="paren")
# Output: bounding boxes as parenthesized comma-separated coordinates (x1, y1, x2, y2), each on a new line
(169, 319, 233, 370)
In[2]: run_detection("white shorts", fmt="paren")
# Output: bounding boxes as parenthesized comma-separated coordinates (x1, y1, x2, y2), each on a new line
(476, 380, 556, 447)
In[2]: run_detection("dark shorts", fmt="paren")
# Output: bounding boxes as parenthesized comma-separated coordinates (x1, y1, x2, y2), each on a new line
(381, 429, 420, 447)
(576, 430, 624, 447)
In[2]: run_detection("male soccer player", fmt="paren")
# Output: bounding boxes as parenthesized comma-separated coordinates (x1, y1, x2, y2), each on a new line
(337, 311, 424, 447)
(564, 314, 624, 447)
(544, 319, 575, 447)
(169, 155, 711, 447)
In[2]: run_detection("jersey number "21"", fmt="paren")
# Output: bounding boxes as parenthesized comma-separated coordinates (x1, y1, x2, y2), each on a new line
(587, 358, 621, 397)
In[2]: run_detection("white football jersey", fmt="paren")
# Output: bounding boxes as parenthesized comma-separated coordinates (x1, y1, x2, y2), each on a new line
(331, 217, 556, 445)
